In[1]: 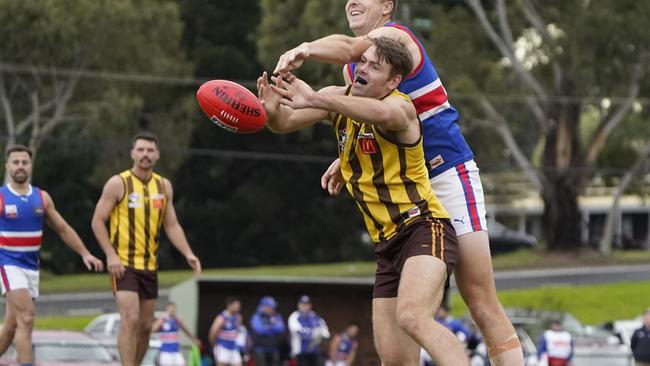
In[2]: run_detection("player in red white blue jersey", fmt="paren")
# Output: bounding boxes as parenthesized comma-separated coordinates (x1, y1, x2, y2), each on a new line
(209, 297, 243, 366)
(0, 145, 103, 366)
(272, 1, 523, 365)
(152, 302, 201, 366)
(325, 322, 359, 366)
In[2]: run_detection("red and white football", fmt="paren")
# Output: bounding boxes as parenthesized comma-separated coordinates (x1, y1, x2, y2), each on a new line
(196, 80, 266, 133)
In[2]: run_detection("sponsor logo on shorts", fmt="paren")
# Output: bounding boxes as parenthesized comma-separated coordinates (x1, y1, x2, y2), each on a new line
(403, 206, 421, 219)
(454, 217, 465, 225)
(428, 155, 444, 170)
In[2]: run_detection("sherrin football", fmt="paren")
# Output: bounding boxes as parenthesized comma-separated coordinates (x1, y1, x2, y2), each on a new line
(196, 79, 266, 133)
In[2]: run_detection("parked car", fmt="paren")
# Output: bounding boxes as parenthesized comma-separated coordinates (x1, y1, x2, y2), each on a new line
(505, 308, 632, 366)
(84, 312, 187, 366)
(0, 330, 119, 365)
(600, 317, 643, 346)
(487, 220, 537, 254)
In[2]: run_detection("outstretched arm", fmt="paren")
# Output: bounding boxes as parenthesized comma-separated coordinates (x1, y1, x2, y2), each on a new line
(272, 73, 415, 132)
(43, 191, 104, 272)
(274, 27, 421, 75)
(257, 72, 337, 133)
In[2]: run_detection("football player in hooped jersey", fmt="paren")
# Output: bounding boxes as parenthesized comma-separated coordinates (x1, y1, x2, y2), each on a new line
(209, 297, 243, 366)
(152, 302, 201, 366)
(259, 37, 467, 366)
(273, 1, 524, 365)
(0, 145, 104, 366)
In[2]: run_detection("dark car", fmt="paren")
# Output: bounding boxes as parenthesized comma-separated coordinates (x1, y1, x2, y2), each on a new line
(487, 220, 537, 254)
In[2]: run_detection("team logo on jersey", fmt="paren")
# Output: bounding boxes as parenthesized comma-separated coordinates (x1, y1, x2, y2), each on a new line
(128, 193, 141, 209)
(151, 193, 164, 209)
(5, 205, 17, 218)
(428, 155, 444, 170)
(338, 129, 348, 152)
(358, 132, 377, 154)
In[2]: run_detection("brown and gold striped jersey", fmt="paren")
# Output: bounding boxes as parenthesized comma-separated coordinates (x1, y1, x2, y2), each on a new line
(110, 170, 167, 271)
(333, 89, 449, 243)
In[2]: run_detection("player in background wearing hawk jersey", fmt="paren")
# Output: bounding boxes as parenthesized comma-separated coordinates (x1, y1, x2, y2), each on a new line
(273, 1, 523, 365)
(92, 132, 201, 366)
(0, 145, 104, 366)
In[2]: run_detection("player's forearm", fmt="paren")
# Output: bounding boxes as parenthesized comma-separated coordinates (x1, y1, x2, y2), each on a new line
(304, 35, 370, 65)
(91, 220, 118, 257)
(59, 227, 91, 257)
(165, 224, 194, 257)
(310, 93, 398, 129)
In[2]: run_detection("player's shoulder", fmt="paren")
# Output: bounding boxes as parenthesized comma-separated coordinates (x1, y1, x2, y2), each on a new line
(368, 23, 415, 43)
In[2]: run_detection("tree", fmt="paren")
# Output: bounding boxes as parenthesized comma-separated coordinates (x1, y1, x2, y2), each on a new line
(440, 0, 650, 250)
(0, 0, 194, 271)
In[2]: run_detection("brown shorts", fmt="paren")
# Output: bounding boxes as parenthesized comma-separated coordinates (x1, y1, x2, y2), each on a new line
(114, 267, 158, 299)
(373, 218, 458, 298)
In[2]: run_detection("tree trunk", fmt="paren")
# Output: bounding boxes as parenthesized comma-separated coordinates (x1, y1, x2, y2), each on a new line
(541, 88, 586, 251)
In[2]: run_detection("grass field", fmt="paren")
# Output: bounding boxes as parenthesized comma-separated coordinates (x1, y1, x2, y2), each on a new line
(39, 249, 650, 293)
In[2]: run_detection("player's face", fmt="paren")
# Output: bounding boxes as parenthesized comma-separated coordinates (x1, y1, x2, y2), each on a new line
(5, 152, 32, 184)
(298, 302, 312, 313)
(167, 304, 176, 316)
(347, 325, 359, 337)
(351, 46, 401, 98)
(228, 300, 241, 313)
(346, 0, 390, 36)
(131, 139, 159, 170)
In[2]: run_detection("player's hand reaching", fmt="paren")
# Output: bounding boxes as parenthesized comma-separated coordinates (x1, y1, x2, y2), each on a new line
(321, 158, 344, 196)
(270, 73, 316, 110)
(257, 71, 282, 112)
(273, 43, 310, 75)
(82, 254, 105, 272)
(186, 253, 202, 276)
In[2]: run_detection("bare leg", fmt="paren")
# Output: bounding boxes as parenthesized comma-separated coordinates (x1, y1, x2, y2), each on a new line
(455, 231, 524, 365)
(5, 289, 35, 364)
(0, 296, 18, 354)
(372, 298, 420, 366)
(396, 255, 468, 366)
(135, 297, 157, 365)
(116, 291, 141, 366)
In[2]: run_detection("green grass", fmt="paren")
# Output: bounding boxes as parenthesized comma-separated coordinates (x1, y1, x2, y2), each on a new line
(35, 314, 97, 331)
(450, 280, 650, 324)
(38, 249, 650, 294)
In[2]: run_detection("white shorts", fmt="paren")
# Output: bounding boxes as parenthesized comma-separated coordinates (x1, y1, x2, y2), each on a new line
(157, 351, 186, 366)
(325, 361, 348, 366)
(213, 345, 242, 365)
(430, 160, 487, 236)
(0, 265, 39, 298)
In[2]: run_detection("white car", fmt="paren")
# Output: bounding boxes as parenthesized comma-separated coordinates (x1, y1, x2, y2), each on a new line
(601, 318, 643, 346)
(84, 312, 166, 366)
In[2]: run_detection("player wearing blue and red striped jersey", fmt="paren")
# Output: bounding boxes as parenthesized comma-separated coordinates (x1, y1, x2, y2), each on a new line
(209, 297, 243, 366)
(325, 323, 359, 366)
(273, 1, 523, 365)
(0, 145, 104, 366)
(152, 302, 201, 366)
